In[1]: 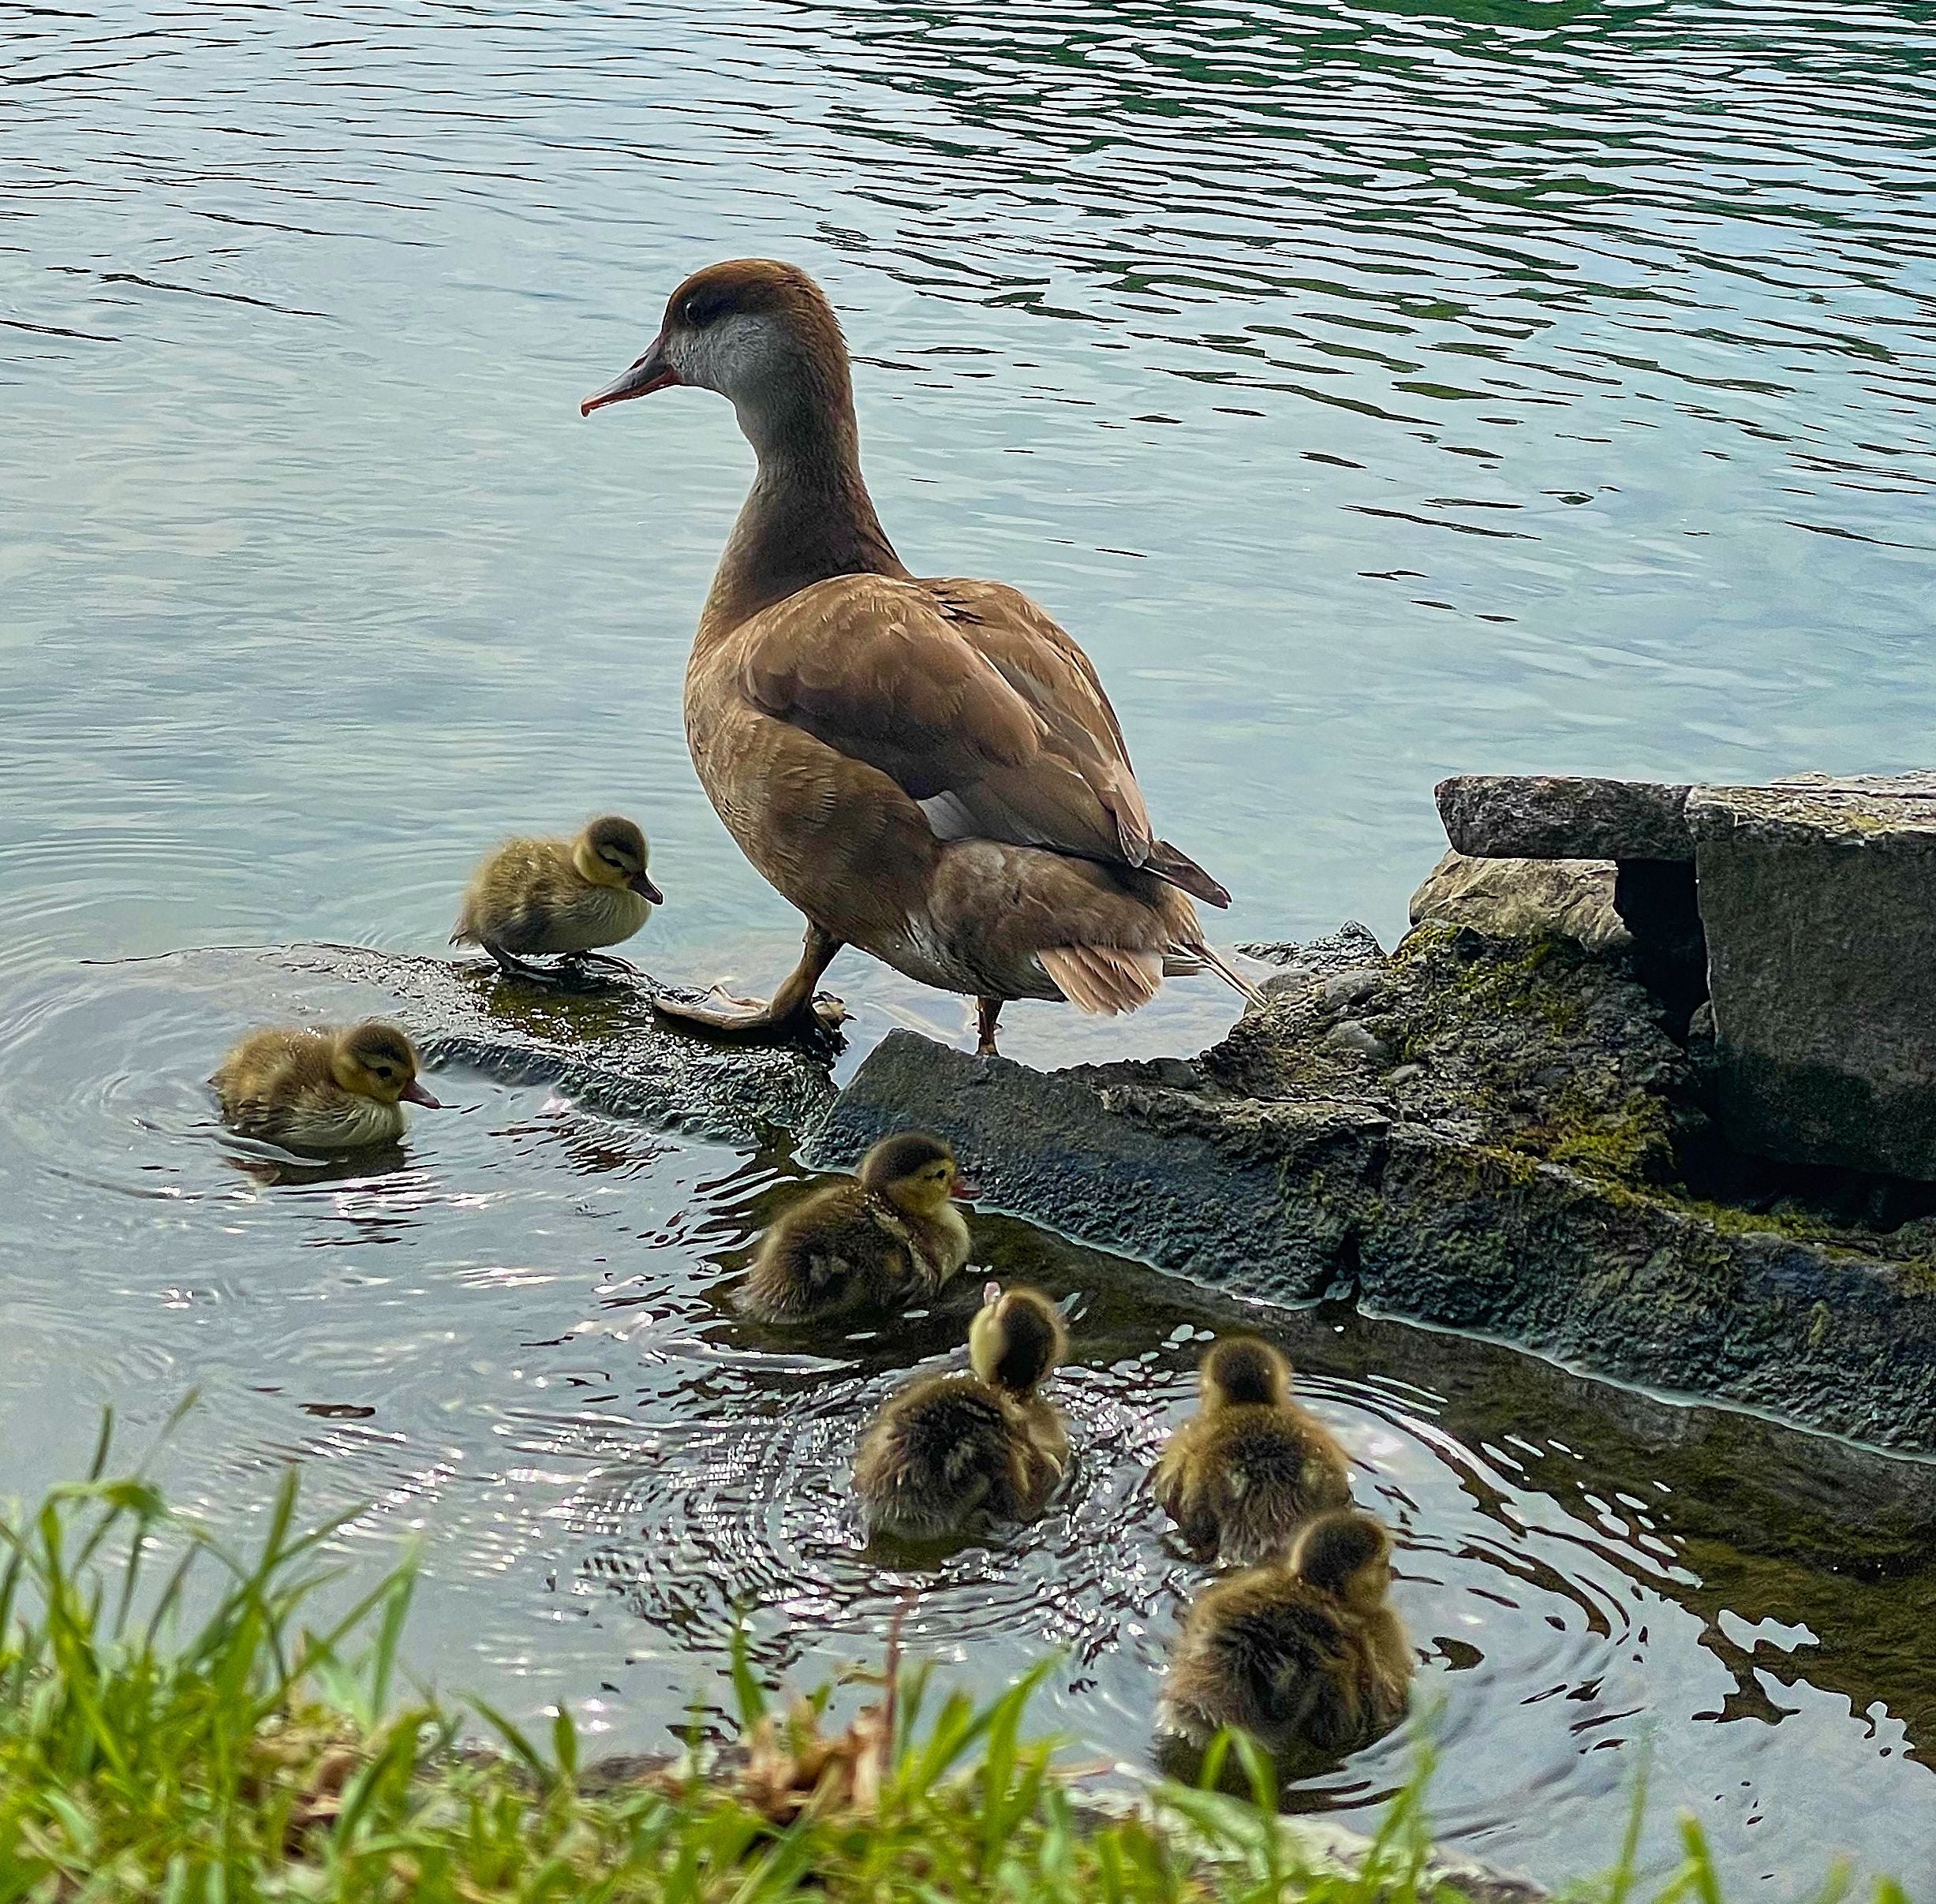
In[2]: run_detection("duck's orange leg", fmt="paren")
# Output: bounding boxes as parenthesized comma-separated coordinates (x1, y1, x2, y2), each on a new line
(653, 923, 848, 1040)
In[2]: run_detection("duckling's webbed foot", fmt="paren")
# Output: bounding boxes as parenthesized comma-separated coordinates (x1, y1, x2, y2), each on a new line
(567, 950, 641, 976)
(652, 925, 847, 1043)
(484, 944, 568, 986)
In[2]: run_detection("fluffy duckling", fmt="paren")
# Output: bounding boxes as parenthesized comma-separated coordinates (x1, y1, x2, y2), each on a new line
(854, 1282, 1069, 1541)
(737, 1132, 973, 1324)
(1160, 1510, 1411, 1762)
(210, 1021, 439, 1152)
(1153, 1336, 1353, 1566)
(451, 816, 663, 981)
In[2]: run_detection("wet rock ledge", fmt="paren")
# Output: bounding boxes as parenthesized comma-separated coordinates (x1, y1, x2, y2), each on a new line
(816, 921, 1936, 1457)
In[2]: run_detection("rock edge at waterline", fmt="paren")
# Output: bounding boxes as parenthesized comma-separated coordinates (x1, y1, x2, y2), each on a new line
(816, 924, 1936, 1457)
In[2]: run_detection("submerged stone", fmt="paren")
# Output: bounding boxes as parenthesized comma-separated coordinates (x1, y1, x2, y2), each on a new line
(185, 942, 837, 1145)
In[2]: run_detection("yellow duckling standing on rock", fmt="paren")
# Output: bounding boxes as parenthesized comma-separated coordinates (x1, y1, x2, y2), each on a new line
(210, 1021, 439, 1152)
(1153, 1336, 1353, 1566)
(854, 1282, 1069, 1542)
(738, 1133, 974, 1324)
(451, 816, 662, 983)
(1159, 1509, 1412, 1764)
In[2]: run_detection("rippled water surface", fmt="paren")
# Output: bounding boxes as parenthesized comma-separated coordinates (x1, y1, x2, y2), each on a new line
(6, 1, 1936, 1893)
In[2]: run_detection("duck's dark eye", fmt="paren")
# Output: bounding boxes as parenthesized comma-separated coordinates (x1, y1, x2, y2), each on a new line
(682, 290, 727, 330)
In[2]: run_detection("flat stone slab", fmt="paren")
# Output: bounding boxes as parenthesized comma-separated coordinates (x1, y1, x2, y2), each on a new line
(819, 926, 1936, 1455)
(1437, 775, 1693, 862)
(1690, 775, 1936, 1182)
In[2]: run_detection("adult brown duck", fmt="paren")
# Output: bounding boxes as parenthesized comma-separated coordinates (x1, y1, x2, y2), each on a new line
(581, 259, 1254, 1053)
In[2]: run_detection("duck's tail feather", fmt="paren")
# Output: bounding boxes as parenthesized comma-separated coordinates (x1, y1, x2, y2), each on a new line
(1173, 940, 1263, 1003)
(1039, 945, 1164, 1016)
(1145, 837, 1231, 909)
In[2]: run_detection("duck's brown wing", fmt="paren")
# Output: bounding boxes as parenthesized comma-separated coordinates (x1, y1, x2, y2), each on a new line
(732, 573, 1228, 905)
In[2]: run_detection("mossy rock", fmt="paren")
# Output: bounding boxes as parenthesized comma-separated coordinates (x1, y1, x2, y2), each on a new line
(823, 925, 1936, 1454)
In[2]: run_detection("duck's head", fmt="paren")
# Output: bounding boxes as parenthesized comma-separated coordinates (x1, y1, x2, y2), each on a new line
(580, 259, 850, 450)
(858, 1131, 974, 1219)
(1200, 1335, 1291, 1411)
(1290, 1510, 1391, 1613)
(968, 1282, 1067, 1394)
(331, 1021, 439, 1109)
(572, 815, 662, 904)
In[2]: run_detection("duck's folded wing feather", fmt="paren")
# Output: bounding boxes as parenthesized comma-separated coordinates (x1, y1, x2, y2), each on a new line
(735, 573, 1228, 903)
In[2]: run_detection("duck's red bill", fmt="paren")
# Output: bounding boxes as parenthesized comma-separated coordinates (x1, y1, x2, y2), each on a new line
(581, 338, 678, 416)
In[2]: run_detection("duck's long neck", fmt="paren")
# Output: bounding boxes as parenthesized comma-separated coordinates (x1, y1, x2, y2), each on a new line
(699, 368, 908, 639)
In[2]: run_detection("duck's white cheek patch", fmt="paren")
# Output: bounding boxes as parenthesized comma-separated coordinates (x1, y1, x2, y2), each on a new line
(692, 313, 784, 397)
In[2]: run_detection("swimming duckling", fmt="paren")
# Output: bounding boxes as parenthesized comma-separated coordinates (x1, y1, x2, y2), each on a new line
(452, 815, 663, 982)
(1159, 1509, 1411, 1763)
(210, 1021, 439, 1152)
(737, 1132, 972, 1324)
(854, 1282, 1069, 1541)
(1153, 1336, 1352, 1566)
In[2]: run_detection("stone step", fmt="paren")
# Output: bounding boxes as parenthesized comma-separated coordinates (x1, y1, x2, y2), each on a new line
(1433, 769, 1936, 1183)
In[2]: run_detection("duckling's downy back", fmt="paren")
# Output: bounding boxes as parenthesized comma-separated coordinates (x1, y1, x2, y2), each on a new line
(853, 1375, 1025, 1541)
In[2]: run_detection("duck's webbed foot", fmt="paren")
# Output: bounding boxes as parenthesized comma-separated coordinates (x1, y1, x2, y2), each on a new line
(975, 996, 1004, 1058)
(653, 987, 848, 1035)
(652, 925, 847, 1043)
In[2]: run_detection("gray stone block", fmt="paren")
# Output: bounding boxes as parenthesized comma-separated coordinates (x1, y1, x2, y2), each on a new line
(811, 1029, 1380, 1298)
(1690, 775, 1936, 1182)
(1437, 775, 1693, 861)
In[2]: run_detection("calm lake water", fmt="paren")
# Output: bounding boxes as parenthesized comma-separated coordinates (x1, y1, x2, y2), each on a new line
(5, 0, 1936, 1891)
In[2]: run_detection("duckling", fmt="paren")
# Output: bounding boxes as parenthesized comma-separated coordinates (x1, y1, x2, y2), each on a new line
(451, 815, 663, 982)
(1159, 1509, 1412, 1763)
(737, 1132, 972, 1324)
(1152, 1336, 1352, 1566)
(210, 1021, 439, 1152)
(854, 1282, 1069, 1541)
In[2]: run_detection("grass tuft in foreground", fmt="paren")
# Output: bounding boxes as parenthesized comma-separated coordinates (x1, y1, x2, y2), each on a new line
(0, 1430, 1912, 1902)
